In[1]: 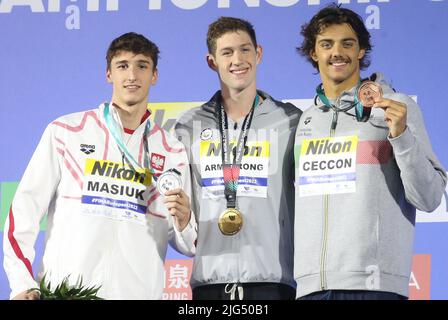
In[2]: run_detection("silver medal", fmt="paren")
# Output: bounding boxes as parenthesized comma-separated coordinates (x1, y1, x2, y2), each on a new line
(157, 169, 182, 195)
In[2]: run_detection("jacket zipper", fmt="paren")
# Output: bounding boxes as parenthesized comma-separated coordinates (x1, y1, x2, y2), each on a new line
(320, 109, 338, 290)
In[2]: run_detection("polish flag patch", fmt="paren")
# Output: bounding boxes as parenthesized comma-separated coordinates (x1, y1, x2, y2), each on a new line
(151, 153, 166, 171)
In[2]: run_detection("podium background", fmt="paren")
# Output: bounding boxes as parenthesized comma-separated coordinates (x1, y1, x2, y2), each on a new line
(0, 0, 447, 299)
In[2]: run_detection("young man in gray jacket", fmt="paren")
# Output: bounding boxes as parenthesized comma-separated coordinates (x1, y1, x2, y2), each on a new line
(175, 17, 301, 300)
(294, 4, 447, 300)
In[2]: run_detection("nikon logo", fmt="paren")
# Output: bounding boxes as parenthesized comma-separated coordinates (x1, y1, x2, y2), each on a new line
(305, 139, 353, 155)
(206, 143, 262, 157)
(85, 159, 151, 185)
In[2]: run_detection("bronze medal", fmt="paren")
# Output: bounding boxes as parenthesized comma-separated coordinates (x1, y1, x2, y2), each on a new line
(357, 81, 383, 108)
(218, 208, 243, 236)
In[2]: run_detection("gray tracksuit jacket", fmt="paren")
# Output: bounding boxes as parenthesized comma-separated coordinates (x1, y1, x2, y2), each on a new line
(175, 90, 301, 289)
(294, 73, 447, 298)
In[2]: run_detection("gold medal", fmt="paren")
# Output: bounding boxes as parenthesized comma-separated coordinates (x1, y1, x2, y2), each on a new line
(218, 208, 243, 236)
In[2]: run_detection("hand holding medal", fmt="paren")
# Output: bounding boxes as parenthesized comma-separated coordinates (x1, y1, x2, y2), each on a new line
(358, 81, 407, 138)
(160, 169, 192, 231)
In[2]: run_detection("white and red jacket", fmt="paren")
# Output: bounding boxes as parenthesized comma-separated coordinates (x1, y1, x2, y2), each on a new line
(3, 103, 197, 300)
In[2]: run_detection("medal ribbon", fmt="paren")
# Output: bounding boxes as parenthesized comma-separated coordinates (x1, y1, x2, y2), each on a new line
(103, 102, 156, 179)
(316, 82, 366, 121)
(218, 95, 260, 209)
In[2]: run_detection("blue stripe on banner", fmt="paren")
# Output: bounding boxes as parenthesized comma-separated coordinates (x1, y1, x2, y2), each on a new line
(202, 176, 268, 187)
(299, 173, 356, 185)
(81, 195, 147, 214)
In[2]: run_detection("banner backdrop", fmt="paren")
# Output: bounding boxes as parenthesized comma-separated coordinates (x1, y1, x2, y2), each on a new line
(0, 0, 447, 300)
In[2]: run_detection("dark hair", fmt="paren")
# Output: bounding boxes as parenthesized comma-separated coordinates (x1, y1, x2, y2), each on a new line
(106, 32, 160, 71)
(297, 3, 372, 71)
(207, 17, 257, 55)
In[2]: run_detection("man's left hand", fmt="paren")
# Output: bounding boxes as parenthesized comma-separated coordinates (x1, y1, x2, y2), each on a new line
(373, 98, 407, 138)
(163, 188, 191, 231)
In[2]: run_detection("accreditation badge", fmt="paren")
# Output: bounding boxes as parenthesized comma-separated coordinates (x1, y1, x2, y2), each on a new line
(297, 135, 358, 197)
(80, 159, 152, 225)
(199, 139, 270, 199)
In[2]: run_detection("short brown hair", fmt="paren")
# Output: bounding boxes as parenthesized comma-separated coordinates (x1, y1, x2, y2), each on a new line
(297, 4, 372, 71)
(106, 32, 160, 71)
(207, 17, 257, 55)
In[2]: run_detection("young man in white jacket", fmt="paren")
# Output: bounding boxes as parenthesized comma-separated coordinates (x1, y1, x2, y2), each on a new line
(3, 32, 197, 300)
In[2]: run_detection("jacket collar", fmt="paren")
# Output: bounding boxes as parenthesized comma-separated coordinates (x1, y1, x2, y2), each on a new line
(202, 89, 277, 117)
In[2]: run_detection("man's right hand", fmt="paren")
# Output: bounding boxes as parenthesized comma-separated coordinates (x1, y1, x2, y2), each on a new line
(12, 290, 40, 300)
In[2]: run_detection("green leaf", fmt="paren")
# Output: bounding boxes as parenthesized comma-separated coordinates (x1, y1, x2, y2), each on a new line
(34, 273, 103, 300)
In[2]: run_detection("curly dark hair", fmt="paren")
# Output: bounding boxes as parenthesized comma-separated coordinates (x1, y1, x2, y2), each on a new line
(106, 32, 160, 71)
(297, 3, 372, 71)
(207, 17, 257, 56)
